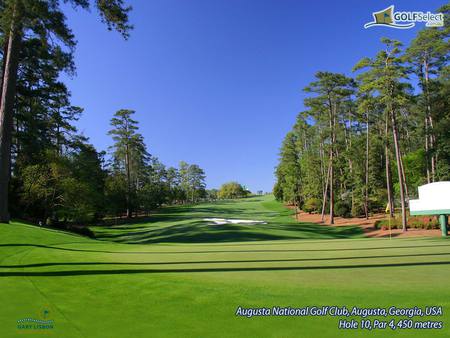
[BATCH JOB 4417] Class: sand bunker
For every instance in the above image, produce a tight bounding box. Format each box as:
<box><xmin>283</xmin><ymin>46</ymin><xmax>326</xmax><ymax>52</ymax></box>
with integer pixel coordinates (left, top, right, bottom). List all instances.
<box><xmin>203</xmin><ymin>218</ymin><xmax>267</xmax><ymax>225</ymax></box>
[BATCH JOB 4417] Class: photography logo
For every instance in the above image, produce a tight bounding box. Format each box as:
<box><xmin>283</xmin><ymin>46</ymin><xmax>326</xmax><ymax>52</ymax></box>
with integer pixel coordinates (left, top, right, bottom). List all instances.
<box><xmin>364</xmin><ymin>5</ymin><xmax>444</xmax><ymax>29</ymax></box>
<box><xmin>17</xmin><ymin>308</ymin><xmax>54</xmax><ymax>331</ymax></box>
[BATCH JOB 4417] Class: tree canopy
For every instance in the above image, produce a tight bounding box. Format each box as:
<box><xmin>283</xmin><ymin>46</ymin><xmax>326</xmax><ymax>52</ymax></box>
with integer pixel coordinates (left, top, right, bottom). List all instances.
<box><xmin>275</xmin><ymin>16</ymin><xmax>449</xmax><ymax>230</ymax></box>
<box><xmin>218</xmin><ymin>182</ymin><xmax>250</xmax><ymax>199</ymax></box>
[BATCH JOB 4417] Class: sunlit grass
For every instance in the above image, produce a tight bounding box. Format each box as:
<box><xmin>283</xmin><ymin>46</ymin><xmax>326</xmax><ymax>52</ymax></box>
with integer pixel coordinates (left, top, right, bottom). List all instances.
<box><xmin>1</xmin><ymin>196</ymin><xmax>449</xmax><ymax>337</ymax></box>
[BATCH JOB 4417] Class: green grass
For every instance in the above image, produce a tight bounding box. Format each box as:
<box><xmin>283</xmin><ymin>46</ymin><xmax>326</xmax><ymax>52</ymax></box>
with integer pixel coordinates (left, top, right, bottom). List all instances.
<box><xmin>90</xmin><ymin>196</ymin><xmax>364</xmax><ymax>243</ymax></box>
<box><xmin>1</xmin><ymin>195</ymin><xmax>450</xmax><ymax>337</ymax></box>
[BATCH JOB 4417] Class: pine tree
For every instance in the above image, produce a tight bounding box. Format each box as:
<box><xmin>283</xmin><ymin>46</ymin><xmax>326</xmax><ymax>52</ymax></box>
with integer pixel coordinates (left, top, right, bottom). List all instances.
<box><xmin>303</xmin><ymin>72</ymin><xmax>355</xmax><ymax>224</ymax></box>
<box><xmin>108</xmin><ymin>109</ymin><xmax>148</xmax><ymax>218</ymax></box>
<box><xmin>353</xmin><ymin>39</ymin><xmax>411</xmax><ymax>231</ymax></box>
<box><xmin>0</xmin><ymin>0</ymin><xmax>132</xmax><ymax>222</ymax></box>
<box><xmin>406</xmin><ymin>27</ymin><xmax>448</xmax><ymax>183</ymax></box>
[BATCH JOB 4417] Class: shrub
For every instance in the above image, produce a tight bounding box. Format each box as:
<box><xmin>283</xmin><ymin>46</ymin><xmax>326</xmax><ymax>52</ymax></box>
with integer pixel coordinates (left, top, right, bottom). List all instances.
<box><xmin>376</xmin><ymin>215</ymin><xmax>441</xmax><ymax>230</ymax></box>
<box><xmin>67</xmin><ymin>225</ymin><xmax>95</xmax><ymax>238</ymax></box>
<box><xmin>351</xmin><ymin>203</ymin><xmax>365</xmax><ymax>218</ymax></box>
<box><xmin>334</xmin><ymin>201</ymin><xmax>351</xmax><ymax>218</ymax></box>
<box><xmin>303</xmin><ymin>198</ymin><xmax>321</xmax><ymax>214</ymax></box>
<box><xmin>374</xmin><ymin>220</ymin><xmax>382</xmax><ymax>229</ymax></box>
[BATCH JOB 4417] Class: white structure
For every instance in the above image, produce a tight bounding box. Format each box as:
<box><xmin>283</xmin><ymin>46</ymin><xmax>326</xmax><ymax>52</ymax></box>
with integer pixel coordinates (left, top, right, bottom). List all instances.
<box><xmin>410</xmin><ymin>182</ymin><xmax>450</xmax><ymax>215</ymax></box>
<box><xmin>410</xmin><ymin>181</ymin><xmax>450</xmax><ymax>237</ymax></box>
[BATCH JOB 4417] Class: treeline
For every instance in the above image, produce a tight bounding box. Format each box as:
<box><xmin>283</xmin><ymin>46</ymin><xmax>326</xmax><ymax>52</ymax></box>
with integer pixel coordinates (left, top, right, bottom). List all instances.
<box><xmin>274</xmin><ymin>5</ymin><xmax>449</xmax><ymax>231</ymax></box>
<box><xmin>0</xmin><ymin>0</ymin><xmax>133</xmax><ymax>223</ymax></box>
<box><xmin>0</xmin><ymin>1</ymin><xmax>210</xmax><ymax>225</ymax></box>
<box><xmin>106</xmin><ymin>108</ymin><xmax>207</xmax><ymax>220</ymax></box>
<box><xmin>12</xmin><ymin>104</ymin><xmax>208</xmax><ymax>224</ymax></box>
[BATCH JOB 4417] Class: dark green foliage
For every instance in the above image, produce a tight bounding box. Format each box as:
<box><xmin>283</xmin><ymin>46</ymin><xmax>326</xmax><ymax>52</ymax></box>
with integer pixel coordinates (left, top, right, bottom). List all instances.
<box><xmin>275</xmin><ymin>18</ymin><xmax>449</xmax><ymax>223</ymax></box>
<box><xmin>3</xmin><ymin>2</ymin><xmax>449</xmax><ymax>229</ymax></box>
<box><xmin>334</xmin><ymin>201</ymin><xmax>351</xmax><ymax>218</ymax></box>
<box><xmin>15</xmin><ymin>147</ymin><xmax>106</xmax><ymax>224</ymax></box>
<box><xmin>104</xmin><ymin>174</ymin><xmax>128</xmax><ymax>216</ymax></box>
<box><xmin>0</xmin><ymin>0</ymin><xmax>133</xmax><ymax>222</ymax></box>
<box><xmin>0</xmin><ymin>0</ymin><xmax>211</xmax><ymax>226</ymax></box>
<box><xmin>178</xmin><ymin>161</ymin><xmax>207</xmax><ymax>203</ymax></box>
<box><xmin>272</xmin><ymin>181</ymin><xmax>283</xmax><ymax>201</ymax></box>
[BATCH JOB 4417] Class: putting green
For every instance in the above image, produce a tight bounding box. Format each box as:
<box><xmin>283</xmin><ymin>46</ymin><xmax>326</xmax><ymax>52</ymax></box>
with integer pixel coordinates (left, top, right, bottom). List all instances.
<box><xmin>1</xmin><ymin>196</ymin><xmax>449</xmax><ymax>337</ymax></box>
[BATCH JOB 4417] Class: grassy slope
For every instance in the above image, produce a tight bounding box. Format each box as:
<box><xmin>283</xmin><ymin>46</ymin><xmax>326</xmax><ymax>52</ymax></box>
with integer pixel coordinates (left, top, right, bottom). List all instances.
<box><xmin>90</xmin><ymin>196</ymin><xmax>364</xmax><ymax>243</ymax></box>
<box><xmin>0</xmin><ymin>195</ymin><xmax>449</xmax><ymax>338</ymax></box>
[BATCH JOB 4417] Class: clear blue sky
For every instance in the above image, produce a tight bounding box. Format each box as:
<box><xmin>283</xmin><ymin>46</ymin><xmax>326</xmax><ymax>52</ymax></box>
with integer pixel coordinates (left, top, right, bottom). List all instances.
<box><xmin>62</xmin><ymin>0</ymin><xmax>445</xmax><ymax>192</ymax></box>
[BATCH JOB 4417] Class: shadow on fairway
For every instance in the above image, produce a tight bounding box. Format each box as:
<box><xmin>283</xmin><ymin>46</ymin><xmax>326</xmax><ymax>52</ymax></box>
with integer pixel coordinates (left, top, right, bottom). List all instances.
<box><xmin>3</xmin><ymin>252</ymin><xmax>450</xmax><ymax>269</ymax></box>
<box><xmin>2</xmin><ymin>260</ymin><xmax>450</xmax><ymax>277</ymax></box>
<box><xmin>89</xmin><ymin>196</ymin><xmax>371</xmax><ymax>244</ymax></box>
<box><xmin>95</xmin><ymin>205</ymin><xmax>254</xmax><ymax>229</ymax></box>
<box><xmin>1</xmin><ymin>243</ymin><xmax>450</xmax><ymax>255</ymax></box>
<box><xmin>93</xmin><ymin>220</ymin><xmax>365</xmax><ymax>244</ymax></box>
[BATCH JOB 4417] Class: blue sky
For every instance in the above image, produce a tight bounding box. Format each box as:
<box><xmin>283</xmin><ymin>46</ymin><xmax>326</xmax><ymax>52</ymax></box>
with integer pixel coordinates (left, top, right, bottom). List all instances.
<box><xmin>62</xmin><ymin>0</ymin><xmax>445</xmax><ymax>192</ymax></box>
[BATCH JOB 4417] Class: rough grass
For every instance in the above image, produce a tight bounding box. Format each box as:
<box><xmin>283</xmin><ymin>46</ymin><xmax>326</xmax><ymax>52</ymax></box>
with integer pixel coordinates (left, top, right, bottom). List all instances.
<box><xmin>1</xmin><ymin>195</ymin><xmax>449</xmax><ymax>337</ymax></box>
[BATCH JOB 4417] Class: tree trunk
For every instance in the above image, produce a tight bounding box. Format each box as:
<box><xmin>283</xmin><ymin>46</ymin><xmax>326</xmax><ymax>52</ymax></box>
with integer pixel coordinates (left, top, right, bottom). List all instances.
<box><xmin>424</xmin><ymin>60</ymin><xmax>436</xmax><ymax>181</ymax></box>
<box><xmin>364</xmin><ymin>111</ymin><xmax>369</xmax><ymax>220</ymax></box>
<box><xmin>385</xmin><ymin>112</ymin><xmax>394</xmax><ymax>218</ymax></box>
<box><xmin>0</xmin><ymin>8</ymin><xmax>22</xmax><ymax>223</ymax></box>
<box><xmin>425</xmin><ymin>115</ymin><xmax>431</xmax><ymax>183</ymax></box>
<box><xmin>329</xmin><ymin>102</ymin><xmax>336</xmax><ymax>225</ymax></box>
<box><xmin>344</xmin><ymin>110</ymin><xmax>354</xmax><ymax>214</ymax></box>
<box><xmin>321</xmin><ymin>159</ymin><xmax>331</xmax><ymax>222</ymax></box>
<box><xmin>400</xmin><ymin>151</ymin><xmax>409</xmax><ymax>202</ymax></box>
<box><xmin>125</xmin><ymin>143</ymin><xmax>131</xmax><ymax>218</ymax></box>
<box><xmin>391</xmin><ymin>110</ymin><xmax>407</xmax><ymax>231</ymax></box>
<box><xmin>319</xmin><ymin>135</ymin><xmax>325</xmax><ymax>199</ymax></box>
<box><xmin>0</xmin><ymin>35</ymin><xmax>9</xmax><ymax>106</ymax></box>
<box><xmin>329</xmin><ymin>149</ymin><xmax>334</xmax><ymax>225</ymax></box>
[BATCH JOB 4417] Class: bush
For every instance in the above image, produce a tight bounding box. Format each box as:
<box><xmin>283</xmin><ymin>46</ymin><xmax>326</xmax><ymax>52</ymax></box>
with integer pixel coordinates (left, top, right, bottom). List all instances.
<box><xmin>371</xmin><ymin>189</ymin><xmax>388</xmax><ymax>212</ymax></box>
<box><xmin>334</xmin><ymin>201</ymin><xmax>351</xmax><ymax>218</ymax></box>
<box><xmin>351</xmin><ymin>202</ymin><xmax>365</xmax><ymax>218</ymax></box>
<box><xmin>375</xmin><ymin>215</ymin><xmax>440</xmax><ymax>230</ymax></box>
<box><xmin>67</xmin><ymin>225</ymin><xmax>95</xmax><ymax>238</ymax></box>
<box><xmin>303</xmin><ymin>198</ymin><xmax>321</xmax><ymax>213</ymax></box>
<box><xmin>374</xmin><ymin>220</ymin><xmax>382</xmax><ymax>229</ymax></box>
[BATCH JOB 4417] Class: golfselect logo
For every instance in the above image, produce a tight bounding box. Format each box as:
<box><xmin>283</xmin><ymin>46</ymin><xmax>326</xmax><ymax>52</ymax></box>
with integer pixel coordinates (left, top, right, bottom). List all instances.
<box><xmin>364</xmin><ymin>5</ymin><xmax>444</xmax><ymax>29</ymax></box>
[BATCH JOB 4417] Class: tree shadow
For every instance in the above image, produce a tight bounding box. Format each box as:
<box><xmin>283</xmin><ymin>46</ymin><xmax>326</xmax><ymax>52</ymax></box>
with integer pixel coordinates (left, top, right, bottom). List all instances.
<box><xmin>2</xmin><ymin>252</ymin><xmax>450</xmax><ymax>269</ymax></box>
<box><xmin>1</xmin><ymin>243</ymin><xmax>449</xmax><ymax>255</ymax></box>
<box><xmin>1</xmin><ymin>260</ymin><xmax>450</xmax><ymax>277</ymax></box>
<box><xmin>92</xmin><ymin>219</ymin><xmax>366</xmax><ymax>244</ymax></box>
<box><xmin>95</xmin><ymin>221</ymin><xmax>294</xmax><ymax>244</ymax></box>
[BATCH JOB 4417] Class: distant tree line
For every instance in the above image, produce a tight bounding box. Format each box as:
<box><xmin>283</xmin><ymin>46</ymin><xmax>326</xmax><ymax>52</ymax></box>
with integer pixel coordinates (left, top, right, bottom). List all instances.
<box><xmin>104</xmin><ymin>109</ymin><xmax>208</xmax><ymax>219</ymax></box>
<box><xmin>274</xmin><ymin>5</ymin><xmax>449</xmax><ymax>231</ymax></box>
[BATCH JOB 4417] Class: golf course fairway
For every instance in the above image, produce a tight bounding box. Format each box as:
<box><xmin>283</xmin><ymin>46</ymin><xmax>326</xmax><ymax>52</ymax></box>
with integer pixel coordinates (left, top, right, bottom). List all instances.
<box><xmin>1</xmin><ymin>195</ymin><xmax>449</xmax><ymax>337</ymax></box>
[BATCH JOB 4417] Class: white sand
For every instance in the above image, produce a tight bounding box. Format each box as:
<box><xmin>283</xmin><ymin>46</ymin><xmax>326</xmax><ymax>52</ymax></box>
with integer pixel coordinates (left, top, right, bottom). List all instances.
<box><xmin>203</xmin><ymin>218</ymin><xmax>267</xmax><ymax>225</ymax></box>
